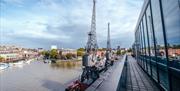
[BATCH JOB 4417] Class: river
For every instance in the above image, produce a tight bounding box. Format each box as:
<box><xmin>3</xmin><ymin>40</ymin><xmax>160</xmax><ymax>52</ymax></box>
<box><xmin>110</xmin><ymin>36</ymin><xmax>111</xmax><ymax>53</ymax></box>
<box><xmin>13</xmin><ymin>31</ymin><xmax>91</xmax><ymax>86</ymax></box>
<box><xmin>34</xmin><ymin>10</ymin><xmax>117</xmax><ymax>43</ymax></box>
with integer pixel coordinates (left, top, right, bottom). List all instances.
<box><xmin>0</xmin><ymin>60</ymin><xmax>82</xmax><ymax>91</ymax></box>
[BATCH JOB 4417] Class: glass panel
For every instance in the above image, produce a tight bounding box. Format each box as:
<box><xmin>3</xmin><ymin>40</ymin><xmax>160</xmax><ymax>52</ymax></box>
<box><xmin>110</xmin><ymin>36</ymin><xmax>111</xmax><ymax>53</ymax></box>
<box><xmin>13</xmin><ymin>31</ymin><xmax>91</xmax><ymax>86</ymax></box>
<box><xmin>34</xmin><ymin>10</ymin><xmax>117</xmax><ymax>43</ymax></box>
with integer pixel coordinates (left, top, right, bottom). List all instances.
<box><xmin>140</xmin><ymin>24</ymin><xmax>145</xmax><ymax>68</ymax></box>
<box><xmin>151</xmin><ymin>0</ymin><xmax>169</xmax><ymax>89</ymax></box>
<box><xmin>138</xmin><ymin>28</ymin><xmax>141</xmax><ymax>65</ymax></box>
<box><xmin>162</xmin><ymin>0</ymin><xmax>180</xmax><ymax>90</ymax></box>
<box><xmin>162</xmin><ymin>0</ymin><xmax>180</xmax><ymax>65</ymax></box>
<box><xmin>143</xmin><ymin>14</ymin><xmax>150</xmax><ymax>74</ymax></box>
<box><xmin>146</xmin><ymin>4</ymin><xmax>156</xmax><ymax>78</ymax></box>
<box><xmin>136</xmin><ymin>28</ymin><xmax>141</xmax><ymax>65</ymax></box>
<box><xmin>141</xmin><ymin>21</ymin><xmax>147</xmax><ymax>71</ymax></box>
<box><xmin>139</xmin><ymin>26</ymin><xmax>141</xmax><ymax>64</ymax></box>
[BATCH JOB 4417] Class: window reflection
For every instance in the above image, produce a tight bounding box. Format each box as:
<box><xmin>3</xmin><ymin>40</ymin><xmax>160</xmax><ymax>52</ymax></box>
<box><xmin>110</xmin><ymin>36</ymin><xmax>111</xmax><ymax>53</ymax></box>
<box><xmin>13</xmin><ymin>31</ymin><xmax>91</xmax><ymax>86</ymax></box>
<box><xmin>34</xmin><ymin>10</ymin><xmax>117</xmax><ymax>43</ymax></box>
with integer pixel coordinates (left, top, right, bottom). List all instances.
<box><xmin>162</xmin><ymin>0</ymin><xmax>180</xmax><ymax>62</ymax></box>
<box><xmin>151</xmin><ymin>0</ymin><xmax>167</xmax><ymax>61</ymax></box>
<box><xmin>143</xmin><ymin>16</ymin><xmax>149</xmax><ymax>56</ymax></box>
<box><xmin>133</xmin><ymin>0</ymin><xmax>180</xmax><ymax>90</ymax></box>
<box><xmin>151</xmin><ymin>0</ymin><xmax>169</xmax><ymax>89</ymax></box>
<box><xmin>141</xmin><ymin>22</ymin><xmax>146</xmax><ymax>56</ymax></box>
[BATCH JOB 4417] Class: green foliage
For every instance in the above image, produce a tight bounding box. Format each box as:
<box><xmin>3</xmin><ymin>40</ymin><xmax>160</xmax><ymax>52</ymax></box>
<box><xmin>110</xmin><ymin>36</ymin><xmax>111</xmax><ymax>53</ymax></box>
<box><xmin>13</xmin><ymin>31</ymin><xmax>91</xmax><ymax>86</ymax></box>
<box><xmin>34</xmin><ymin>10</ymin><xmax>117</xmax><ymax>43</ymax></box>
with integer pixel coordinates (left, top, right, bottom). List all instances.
<box><xmin>41</xmin><ymin>51</ymin><xmax>50</xmax><ymax>58</ymax></box>
<box><xmin>77</xmin><ymin>48</ymin><xmax>85</xmax><ymax>51</ymax></box>
<box><xmin>0</xmin><ymin>56</ymin><xmax>4</xmax><ymax>62</ymax></box>
<box><xmin>116</xmin><ymin>50</ymin><xmax>121</xmax><ymax>55</ymax></box>
<box><xmin>102</xmin><ymin>48</ymin><xmax>106</xmax><ymax>51</ymax></box>
<box><xmin>77</xmin><ymin>51</ymin><xmax>84</xmax><ymax>56</ymax></box>
<box><xmin>98</xmin><ymin>48</ymin><xmax>106</xmax><ymax>51</ymax></box>
<box><xmin>50</xmin><ymin>49</ymin><xmax>58</xmax><ymax>59</ymax></box>
<box><xmin>66</xmin><ymin>53</ymin><xmax>74</xmax><ymax>59</ymax></box>
<box><xmin>40</xmin><ymin>51</ymin><xmax>46</xmax><ymax>55</ymax></box>
<box><xmin>121</xmin><ymin>51</ymin><xmax>126</xmax><ymax>55</ymax></box>
<box><xmin>127</xmin><ymin>48</ymin><xmax>132</xmax><ymax>52</ymax></box>
<box><xmin>77</xmin><ymin>48</ymin><xmax>85</xmax><ymax>57</ymax></box>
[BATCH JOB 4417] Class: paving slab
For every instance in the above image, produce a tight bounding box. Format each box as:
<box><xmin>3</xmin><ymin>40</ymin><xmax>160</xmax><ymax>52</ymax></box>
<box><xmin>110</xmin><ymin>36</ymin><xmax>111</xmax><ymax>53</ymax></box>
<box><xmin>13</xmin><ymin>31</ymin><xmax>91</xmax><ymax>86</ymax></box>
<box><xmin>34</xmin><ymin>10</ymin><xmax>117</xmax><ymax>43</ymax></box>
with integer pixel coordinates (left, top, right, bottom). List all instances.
<box><xmin>125</xmin><ymin>56</ymin><xmax>160</xmax><ymax>91</ymax></box>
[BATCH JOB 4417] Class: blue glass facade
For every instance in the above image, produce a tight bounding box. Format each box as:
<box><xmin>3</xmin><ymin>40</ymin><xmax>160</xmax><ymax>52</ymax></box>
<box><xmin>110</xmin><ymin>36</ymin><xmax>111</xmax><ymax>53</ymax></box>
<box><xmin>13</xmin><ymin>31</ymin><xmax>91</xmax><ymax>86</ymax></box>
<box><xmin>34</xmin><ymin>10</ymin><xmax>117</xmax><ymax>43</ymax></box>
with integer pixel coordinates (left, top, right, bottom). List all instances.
<box><xmin>133</xmin><ymin>0</ymin><xmax>180</xmax><ymax>91</ymax></box>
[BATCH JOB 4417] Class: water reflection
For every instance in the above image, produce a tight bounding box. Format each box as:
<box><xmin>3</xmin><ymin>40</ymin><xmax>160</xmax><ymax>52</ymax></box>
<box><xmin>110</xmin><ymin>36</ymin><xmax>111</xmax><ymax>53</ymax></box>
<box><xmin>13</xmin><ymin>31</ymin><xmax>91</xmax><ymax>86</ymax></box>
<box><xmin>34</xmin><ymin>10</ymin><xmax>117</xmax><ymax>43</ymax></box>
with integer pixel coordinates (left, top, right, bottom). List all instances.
<box><xmin>50</xmin><ymin>61</ymin><xmax>81</xmax><ymax>69</ymax></box>
<box><xmin>41</xmin><ymin>79</ymin><xmax>65</xmax><ymax>91</ymax></box>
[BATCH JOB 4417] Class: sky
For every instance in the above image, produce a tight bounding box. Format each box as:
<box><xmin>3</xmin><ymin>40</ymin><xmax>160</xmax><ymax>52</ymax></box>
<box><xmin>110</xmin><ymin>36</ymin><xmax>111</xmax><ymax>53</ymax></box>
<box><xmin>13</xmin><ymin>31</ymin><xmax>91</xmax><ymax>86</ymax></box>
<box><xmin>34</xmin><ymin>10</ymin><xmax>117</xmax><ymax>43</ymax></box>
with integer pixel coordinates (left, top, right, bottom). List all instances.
<box><xmin>0</xmin><ymin>0</ymin><xmax>143</xmax><ymax>49</ymax></box>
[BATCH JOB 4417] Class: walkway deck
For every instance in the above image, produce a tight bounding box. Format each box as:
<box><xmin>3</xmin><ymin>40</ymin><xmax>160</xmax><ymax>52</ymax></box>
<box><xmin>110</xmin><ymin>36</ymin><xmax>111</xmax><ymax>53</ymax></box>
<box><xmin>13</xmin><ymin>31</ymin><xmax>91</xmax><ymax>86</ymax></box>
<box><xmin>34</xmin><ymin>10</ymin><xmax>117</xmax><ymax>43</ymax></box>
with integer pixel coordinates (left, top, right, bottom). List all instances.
<box><xmin>86</xmin><ymin>55</ymin><xmax>160</xmax><ymax>91</ymax></box>
<box><xmin>125</xmin><ymin>56</ymin><xmax>160</xmax><ymax>91</ymax></box>
<box><xmin>86</xmin><ymin>55</ymin><xmax>125</xmax><ymax>91</ymax></box>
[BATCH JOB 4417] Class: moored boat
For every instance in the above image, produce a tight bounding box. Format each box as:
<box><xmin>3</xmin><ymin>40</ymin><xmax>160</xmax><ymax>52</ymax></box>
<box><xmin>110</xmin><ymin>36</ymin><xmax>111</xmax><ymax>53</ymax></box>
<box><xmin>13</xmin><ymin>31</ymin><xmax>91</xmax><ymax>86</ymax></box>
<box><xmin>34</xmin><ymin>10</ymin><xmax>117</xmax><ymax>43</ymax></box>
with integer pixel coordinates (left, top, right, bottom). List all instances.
<box><xmin>26</xmin><ymin>59</ymin><xmax>32</xmax><ymax>64</ymax></box>
<box><xmin>13</xmin><ymin>61</ymin><xmax>24</xmax><ymax>65</ymax></box>
<box><xmin>0</xmin><ymin>63</ymin><xmax>9</xmax><ymax>70</ymax></box>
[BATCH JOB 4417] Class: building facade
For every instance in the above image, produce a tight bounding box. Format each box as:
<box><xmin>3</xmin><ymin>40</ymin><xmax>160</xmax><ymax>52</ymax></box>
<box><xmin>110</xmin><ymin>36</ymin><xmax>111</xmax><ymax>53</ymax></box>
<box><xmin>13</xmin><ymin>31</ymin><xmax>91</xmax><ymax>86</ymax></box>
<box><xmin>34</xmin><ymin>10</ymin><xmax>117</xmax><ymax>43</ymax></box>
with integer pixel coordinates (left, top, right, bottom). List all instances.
<box><xmin>59</xmin><ymin>48</ymin><xmax>77</xmax><ymax>56</ymax></box>
<box><xmin>0</xmin><ymin>45</ymin><xmax>39</xmax><ymax>62</ymax></box>
<box><xmin>133</xmin><ymin>0</ymin><xmax>180</xmax><ymax>91</ymax></box>
<box><xmin>51</xmin><ymin>45</ymin><xmax>57</xmax><ymax>50</ymax></box>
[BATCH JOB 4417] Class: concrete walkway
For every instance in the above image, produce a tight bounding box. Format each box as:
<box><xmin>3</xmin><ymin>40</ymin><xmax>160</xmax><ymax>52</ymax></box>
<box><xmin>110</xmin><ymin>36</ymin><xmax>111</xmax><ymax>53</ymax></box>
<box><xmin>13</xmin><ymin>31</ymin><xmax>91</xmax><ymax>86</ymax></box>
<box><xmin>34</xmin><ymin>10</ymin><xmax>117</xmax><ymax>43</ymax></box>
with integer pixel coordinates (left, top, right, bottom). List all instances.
<box><xmin>86</xmin><ymin>55</ymin><xmax>160</xmax><ymax>91</ymax></box>
<box><xmin>125</xmin><ymin>56</ymin><xmax>160</xmax><ymax>91</ymax></box>
<box><xmin>86</xmin><ymin>55</ymin><xmax>126</xmax><ymax>91</ymax></box>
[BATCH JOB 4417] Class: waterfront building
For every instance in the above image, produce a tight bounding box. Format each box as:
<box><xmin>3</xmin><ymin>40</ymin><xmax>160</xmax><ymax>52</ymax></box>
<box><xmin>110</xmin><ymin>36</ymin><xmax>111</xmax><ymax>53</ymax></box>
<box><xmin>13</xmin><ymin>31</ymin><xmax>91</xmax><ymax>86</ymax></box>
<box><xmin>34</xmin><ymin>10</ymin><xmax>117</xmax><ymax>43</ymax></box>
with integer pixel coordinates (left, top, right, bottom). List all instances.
<box><xmin>37</xmin><ymin>48</ymin><xmax>44</xmax><ymax>52</ymax></box>
<box><xmin>59</xmin><ymin>48</ymin><xmax>77</xmax><ymax>56</ymax></box>
<box><xmin>132</xmin><ymin>0</ymin><xmax>180</xmax><ymax>91</ymax></box>
<box><xmin>0</xmin><ymin>45</ymin><xmax>38</xmax><ymax>62</ymax></box>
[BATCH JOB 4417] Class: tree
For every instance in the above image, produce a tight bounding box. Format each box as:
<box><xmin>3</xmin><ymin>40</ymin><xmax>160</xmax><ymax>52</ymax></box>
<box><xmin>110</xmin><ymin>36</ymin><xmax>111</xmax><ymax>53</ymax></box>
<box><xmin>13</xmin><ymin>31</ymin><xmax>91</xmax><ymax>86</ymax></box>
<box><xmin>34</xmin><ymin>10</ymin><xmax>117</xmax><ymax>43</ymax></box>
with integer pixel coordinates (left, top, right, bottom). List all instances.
<box><xmin>77</xmin><ymin>48</ymin><xmax>85</xmax><ymax>57</ymax></box>
<box><xmin>0</xmin><ymin>56</ymin><xmax>5</xmax><ymax>62</ymax></box>
<box><xmin>0</xmin><ymin>56</ymin><xmax>4</xmax><ymax>62</ymax></box>
<box><xmin>77</xmin><ymin>48</ymin><xmax>85</xmax><ymax>51</ymax></box>
<box><xmin>121</xmin><ymin>51</ymin><xmax>126</xmax><ymax>55</ymax></box>
<box><xmin>77</xmin><ymin>51</ymin><xmax>84</xmax><ymax>56</ymax></box>
<box><xmin>98</xmin><ymin>48</ymin><xmax>106</xmax><ymax>51</ymax></box>
<box><xmin>50</xmin><ymin>49</ymin><xmax>58</xmax><ymax>59</ymax></box>
<box><xmin>66</xmin><ymin>53</ymin><xmax>73</xmax><ymax>59</ymax></box>
<box><xmin>116</xmin><ymin>50</ymin><xmax>121</xmax><ymax>55</ymax></box>
<box><xmin>41</xmin><ymin>51</ymin><xmax>50</xmax><ymax>59</ymax></box>
<box><xmin>40</xmin><ymin>51</ymin><xmax>46</xmax><ymax>55</ymax></box>
<box><xmin>102</xmin><ymin>48</ymin><xmax>106</xmax><ymax>51</ymax></box>
<box><xmin>127</xmin><ymin>48</ymin><xmax>132</xmax><ymax>52</ymax></box>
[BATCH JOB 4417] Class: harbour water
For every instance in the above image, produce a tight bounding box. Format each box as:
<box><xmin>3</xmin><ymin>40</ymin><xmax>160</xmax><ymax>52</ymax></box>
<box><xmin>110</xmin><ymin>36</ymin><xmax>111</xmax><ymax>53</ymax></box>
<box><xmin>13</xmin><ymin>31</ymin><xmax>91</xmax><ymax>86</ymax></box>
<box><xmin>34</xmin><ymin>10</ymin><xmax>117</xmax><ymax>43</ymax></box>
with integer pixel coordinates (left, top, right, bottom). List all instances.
<box><xmin>0</xmin><ymin>60</ymin><xmax>82</xmax><ymax>91</ymax></box>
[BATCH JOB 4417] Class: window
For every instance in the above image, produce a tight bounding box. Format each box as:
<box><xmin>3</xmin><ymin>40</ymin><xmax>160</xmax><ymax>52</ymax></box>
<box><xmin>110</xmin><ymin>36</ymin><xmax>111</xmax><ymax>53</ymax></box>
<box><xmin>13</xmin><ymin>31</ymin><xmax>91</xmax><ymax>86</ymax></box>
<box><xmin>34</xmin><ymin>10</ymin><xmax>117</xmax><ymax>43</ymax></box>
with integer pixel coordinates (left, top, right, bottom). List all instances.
<box><xmin>151</xmin><ymin>0</ymin><xmax>169</xmax><ymax>89</ymax></box>
<box><xmin>146</xmin><ymin>3</ymin><xmax>157</xmax><ymax>80</ymax></box>
<box><xmin>162</xmin><ymin>0</ymin><xmax>180</xmax><ymax>62</ymax></box>
<box><xmin>134</xmin><ymin>0</ymin><xmax>180</xmax><ymax>90</ymax></box>
<box><xmin>162</xmin><ymin>0</ymin><xmax>180</xmax><ymax>90</ymax></box>
<box><xmin>143</xmin><ymin>14</ymin><xmax>151</xmax><ymax>74</ymax></box>
<box><xmin>179</xmin><ymin>0</ymin><xmax>180</xmax><ymax>8</ymax></box>
<box><xmin>141</xmin><ymin>21</ymin><xmax>147</xmax><ymax>70</ymax></box>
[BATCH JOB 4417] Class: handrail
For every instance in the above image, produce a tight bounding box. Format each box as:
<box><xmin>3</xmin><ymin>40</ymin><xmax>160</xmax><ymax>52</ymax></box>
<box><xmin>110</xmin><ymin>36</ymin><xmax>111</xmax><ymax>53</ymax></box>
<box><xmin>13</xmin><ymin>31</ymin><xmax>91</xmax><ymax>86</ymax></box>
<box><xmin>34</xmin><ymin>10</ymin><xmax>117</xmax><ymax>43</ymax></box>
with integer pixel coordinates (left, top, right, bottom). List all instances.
<box><xmin>86</xmin><ymin>54</ymin><xmax>127</xmax><ymax>91</ymax></box>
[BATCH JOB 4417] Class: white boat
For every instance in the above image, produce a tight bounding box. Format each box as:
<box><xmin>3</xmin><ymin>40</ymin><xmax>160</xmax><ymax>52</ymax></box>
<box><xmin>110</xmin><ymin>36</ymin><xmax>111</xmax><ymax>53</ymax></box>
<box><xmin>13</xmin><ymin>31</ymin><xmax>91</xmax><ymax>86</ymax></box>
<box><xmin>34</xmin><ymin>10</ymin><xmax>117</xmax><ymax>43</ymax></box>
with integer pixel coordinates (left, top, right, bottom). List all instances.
<box><xmin>44</xmin><ymin>59</ymin><xmax>51</xmax><ymax>63</ymax></box>
<box><xmin>13</xmin><ymin>61</ymin><xmax>24</xmax><ymax>65</ymax></box>
<box><xmin>26</xmin><ymin>60</ymin><xmax>31</xmax><ymax>64</ymax></box>
<box><xmin>11</xmin><ymin>61</ymin><xmax>24</xmax><ymax>68</ymax></box>
<box><xmin>0</xmin><ymin>63</ymin><xmax>9</xmax><ymax>70</ymax></box>
<box><xmin>26</xmin><ymin>59</ymin><xmax>32</xmax><ymax>64</ymax></box>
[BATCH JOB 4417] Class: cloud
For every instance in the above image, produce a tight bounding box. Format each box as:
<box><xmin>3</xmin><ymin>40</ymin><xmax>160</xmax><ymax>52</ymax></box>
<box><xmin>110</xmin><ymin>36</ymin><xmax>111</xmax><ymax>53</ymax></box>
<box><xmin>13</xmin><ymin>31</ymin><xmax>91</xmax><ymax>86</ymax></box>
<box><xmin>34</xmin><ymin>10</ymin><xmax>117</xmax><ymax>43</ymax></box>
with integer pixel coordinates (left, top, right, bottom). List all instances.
<box><xmin>0</xmin><ymin>0</ymin><xmax>144</xmax><ymax>49</ymax></box>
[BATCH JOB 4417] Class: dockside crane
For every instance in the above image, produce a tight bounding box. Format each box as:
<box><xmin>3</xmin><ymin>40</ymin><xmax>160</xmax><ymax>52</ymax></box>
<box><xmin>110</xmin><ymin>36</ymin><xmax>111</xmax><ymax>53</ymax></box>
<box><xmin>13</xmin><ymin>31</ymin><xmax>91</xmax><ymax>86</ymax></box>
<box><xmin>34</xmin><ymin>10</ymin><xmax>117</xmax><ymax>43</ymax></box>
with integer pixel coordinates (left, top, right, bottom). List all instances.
<box><xmin>65</xmin><ymin>0</ymin><xmax>99</xmax><ymax>91</ymax></box>
<box><xmin>105</xmin><ymin>22</ymin><xmax>113</xmax><ymax>68</ymax></box>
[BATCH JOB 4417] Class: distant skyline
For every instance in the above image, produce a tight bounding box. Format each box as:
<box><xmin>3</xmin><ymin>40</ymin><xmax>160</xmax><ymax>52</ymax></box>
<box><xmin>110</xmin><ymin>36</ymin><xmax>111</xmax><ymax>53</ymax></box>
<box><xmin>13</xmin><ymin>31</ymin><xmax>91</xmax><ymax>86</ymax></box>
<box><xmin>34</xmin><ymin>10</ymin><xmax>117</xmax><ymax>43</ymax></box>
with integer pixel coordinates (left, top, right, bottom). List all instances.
<box><xmin>0</xmin><ymin>0</ymin><xmax>143</xmax><ymax>49</ymax></box>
